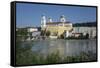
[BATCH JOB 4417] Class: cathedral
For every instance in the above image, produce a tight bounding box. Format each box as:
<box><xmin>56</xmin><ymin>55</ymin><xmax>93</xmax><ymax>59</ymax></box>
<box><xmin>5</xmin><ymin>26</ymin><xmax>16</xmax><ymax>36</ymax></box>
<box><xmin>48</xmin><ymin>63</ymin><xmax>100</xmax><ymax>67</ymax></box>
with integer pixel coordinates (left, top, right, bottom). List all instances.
<box><xmin>41</xmin><ymin>15</ymin><xmax>73</xmax><ymax>38</ymax></box>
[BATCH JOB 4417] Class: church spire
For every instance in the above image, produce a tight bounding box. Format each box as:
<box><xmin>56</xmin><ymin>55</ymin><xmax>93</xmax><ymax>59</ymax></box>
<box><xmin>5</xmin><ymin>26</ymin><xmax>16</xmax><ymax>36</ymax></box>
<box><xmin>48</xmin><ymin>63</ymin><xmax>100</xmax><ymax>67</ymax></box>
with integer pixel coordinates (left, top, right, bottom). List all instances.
<box><xmin>41</xmin><ymin>15</ymin><xmax>46</xmax><ymax>28</ymax></box>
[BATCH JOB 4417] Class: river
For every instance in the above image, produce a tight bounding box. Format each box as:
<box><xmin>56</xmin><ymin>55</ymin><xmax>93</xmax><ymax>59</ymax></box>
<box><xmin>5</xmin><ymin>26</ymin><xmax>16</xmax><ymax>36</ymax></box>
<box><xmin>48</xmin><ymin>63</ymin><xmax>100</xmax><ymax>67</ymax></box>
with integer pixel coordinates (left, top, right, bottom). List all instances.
<box><xmin>31</xmin><ymin>39</ymin><xmax>97</xmax><ymax>57</ymax></box>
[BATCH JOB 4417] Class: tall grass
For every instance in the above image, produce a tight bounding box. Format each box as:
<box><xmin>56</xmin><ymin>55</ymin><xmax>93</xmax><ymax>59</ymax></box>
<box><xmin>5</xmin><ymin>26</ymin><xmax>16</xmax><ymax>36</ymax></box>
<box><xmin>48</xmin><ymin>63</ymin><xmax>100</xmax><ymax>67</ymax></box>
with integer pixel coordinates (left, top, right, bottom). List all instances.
<box><xmin>16</xmin><ymin>38</ymin><xmax>96</xmax><ymax>65</ymax></box>
<box><xmin>16</xmin><ymin>46</ymin><xmax>96</xmax><ymax>65</ymax></box>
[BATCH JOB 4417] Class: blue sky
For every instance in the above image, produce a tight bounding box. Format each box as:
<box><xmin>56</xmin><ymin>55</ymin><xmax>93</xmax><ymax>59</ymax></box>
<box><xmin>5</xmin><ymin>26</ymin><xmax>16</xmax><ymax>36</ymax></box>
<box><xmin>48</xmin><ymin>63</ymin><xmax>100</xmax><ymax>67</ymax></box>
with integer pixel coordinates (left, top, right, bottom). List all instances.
<box><xmin>16</xmin><ymin>3</ymin><xmax>96</xmax><ymax>27</ymax></box>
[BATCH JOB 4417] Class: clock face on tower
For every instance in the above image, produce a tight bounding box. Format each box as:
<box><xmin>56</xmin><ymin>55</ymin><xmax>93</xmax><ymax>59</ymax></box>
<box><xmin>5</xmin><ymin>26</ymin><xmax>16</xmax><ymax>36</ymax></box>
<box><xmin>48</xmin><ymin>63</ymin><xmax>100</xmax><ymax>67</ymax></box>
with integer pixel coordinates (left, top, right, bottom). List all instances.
<box><xmin>60</xmin><ymin>15</ymin><xmax>66</xmax><ymax>22</ymax></box>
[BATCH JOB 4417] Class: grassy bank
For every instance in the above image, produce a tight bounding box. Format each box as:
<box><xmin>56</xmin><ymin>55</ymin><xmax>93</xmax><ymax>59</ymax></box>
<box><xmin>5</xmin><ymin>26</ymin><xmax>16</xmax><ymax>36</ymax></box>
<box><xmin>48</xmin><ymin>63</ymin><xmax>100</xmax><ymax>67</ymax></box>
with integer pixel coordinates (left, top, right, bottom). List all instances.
<box><xmin>16</xmin><ymin>45</ymin><xmax>96</xmax><ymax>65</ymax></box>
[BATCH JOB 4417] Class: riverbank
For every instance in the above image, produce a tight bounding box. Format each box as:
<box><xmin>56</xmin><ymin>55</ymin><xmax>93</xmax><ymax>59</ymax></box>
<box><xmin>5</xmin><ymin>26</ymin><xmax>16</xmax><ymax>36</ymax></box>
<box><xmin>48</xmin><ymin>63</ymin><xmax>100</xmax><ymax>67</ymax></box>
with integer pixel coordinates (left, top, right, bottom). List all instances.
<box><xmin>16</xmin><ymin>49</ymin><xmax>97</xmax><ymax>65</ymax></box>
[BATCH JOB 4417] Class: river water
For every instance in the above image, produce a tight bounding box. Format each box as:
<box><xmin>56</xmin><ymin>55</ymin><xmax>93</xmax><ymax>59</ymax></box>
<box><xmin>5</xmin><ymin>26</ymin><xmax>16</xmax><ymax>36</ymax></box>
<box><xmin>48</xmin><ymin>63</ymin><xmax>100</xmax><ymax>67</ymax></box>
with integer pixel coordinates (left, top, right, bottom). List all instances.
<box><xmin>31</xmin><ymin>39</ymin><xmax>97</xmax><ymax>57</ymax></box>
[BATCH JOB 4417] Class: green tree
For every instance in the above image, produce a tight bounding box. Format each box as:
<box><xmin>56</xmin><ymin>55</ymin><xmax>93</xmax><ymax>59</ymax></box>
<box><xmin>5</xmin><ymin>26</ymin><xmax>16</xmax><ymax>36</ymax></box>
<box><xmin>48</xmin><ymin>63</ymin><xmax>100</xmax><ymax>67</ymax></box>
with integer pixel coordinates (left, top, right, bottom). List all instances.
<box><xmin>46</xmin><ymin>31</ymin><xmax>51</xmax><ymax>37</ymax></box>
<box><xmin>16</xmin><ymin>28</ymin><xmax>28</xmax><ymax>40</ymax></box>
<box><xmin>60</xmin><ymin>34</ymin><xmax>64</xmax><ymax>39</ymax></box>
<box><xmin>85</xmin><ymin>33</ymin><xmax>89</xmax><ymax>39</ymax></box>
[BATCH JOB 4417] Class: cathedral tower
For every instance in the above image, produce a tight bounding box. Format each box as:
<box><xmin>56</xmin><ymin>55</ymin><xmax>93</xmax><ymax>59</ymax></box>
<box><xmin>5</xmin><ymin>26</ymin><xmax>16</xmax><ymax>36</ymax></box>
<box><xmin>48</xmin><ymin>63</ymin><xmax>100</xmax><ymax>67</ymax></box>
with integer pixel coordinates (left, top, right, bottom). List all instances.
<box><xmin>48</xmin><ymin>17</ymin><xmax>52</xmax><ymax>23</ymax></box>
<box><xmin>41</xmin><ymin>15</ymin><xmax>46</xmax><ymax>28</ymax></box>
<box><xmin>60</xmin><ymin>15</ymin><xmax>66</xmax><ymax>23</ymax></box>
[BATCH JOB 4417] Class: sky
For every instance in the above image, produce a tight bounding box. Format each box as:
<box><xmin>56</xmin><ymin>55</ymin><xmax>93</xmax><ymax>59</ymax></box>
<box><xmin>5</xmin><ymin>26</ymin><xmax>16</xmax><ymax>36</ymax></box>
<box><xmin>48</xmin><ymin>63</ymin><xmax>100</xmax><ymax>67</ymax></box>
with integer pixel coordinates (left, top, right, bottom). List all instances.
<box><xmin>16</xmin><ymin>3</ymin><xmax>97</xmax><ymax>28</ymax></box>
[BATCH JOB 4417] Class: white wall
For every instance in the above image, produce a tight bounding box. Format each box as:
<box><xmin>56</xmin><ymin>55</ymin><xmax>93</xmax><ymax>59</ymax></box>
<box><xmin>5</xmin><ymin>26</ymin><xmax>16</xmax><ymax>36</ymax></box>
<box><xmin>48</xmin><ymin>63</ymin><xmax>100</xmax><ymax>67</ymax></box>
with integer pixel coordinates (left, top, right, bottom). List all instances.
<box><xmin>0</xmin><ymin>0</ymin><xmax>99</xmax><ymax>68</ymax></box>
<box><xmin>28</xmin><ymin>28</ymin><xmax>38</xmax><ymax>32</ymax></box>
<box><xmin>73</xmin><ymin>27</ymin><xmax>96</xmax><ymax>38</ymax></box>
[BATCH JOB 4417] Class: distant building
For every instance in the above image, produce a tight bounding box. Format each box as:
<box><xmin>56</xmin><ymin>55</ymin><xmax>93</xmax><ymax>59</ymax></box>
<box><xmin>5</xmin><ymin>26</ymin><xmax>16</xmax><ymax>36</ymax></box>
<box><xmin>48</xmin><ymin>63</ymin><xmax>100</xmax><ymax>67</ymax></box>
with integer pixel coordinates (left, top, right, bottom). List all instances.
<box><xmin>71</xmin><ymin>33</ymin><xmax>82</xmax><ymax>37</ymax></box>
<box><xmin>72</xmin><ymin>22</ymin><xmax>97</xmax><ymax>38</ymax></box>
<box><xmin>41</xmin><ymin>15</ymin><xmax>73</xmax><ymax>38</ymax></box>
<box><xmin>27</xmin><ymin>27</ymin><xmax>41</xmax><ymax>40</ymax></box>
<box><xmin>27</xmin><ymin>27</ymin><xmax>38</xmax><ymax>32</ymax></box>
<box><xmin>32</xmin><ymin>31</ymin><xmax>41</xmax><ymax>37</ymax></box>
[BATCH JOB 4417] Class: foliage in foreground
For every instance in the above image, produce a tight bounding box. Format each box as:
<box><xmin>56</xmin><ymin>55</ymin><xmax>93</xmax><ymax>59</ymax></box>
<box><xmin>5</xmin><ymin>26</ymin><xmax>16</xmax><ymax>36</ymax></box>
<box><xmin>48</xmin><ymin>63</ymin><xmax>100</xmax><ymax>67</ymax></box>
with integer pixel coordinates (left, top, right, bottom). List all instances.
<box><xmin>16</xmin><ymin>42</ymin><xmax>96</xmax><ymax>65</ymax></box>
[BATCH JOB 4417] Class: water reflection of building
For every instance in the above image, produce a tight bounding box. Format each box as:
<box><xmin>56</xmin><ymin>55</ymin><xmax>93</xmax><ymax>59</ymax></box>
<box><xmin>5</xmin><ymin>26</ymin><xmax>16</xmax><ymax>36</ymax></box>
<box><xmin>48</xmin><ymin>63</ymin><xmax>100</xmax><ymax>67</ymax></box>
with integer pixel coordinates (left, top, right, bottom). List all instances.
<box><xmin>48</xmin><ymin>40</ymin><xmax>65</xmax><ymax>57</ymax></box>
<box><xmin>41</xmin><ymin>15</ymin><xmax>73</xmax><ymax>38</ymax></box>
